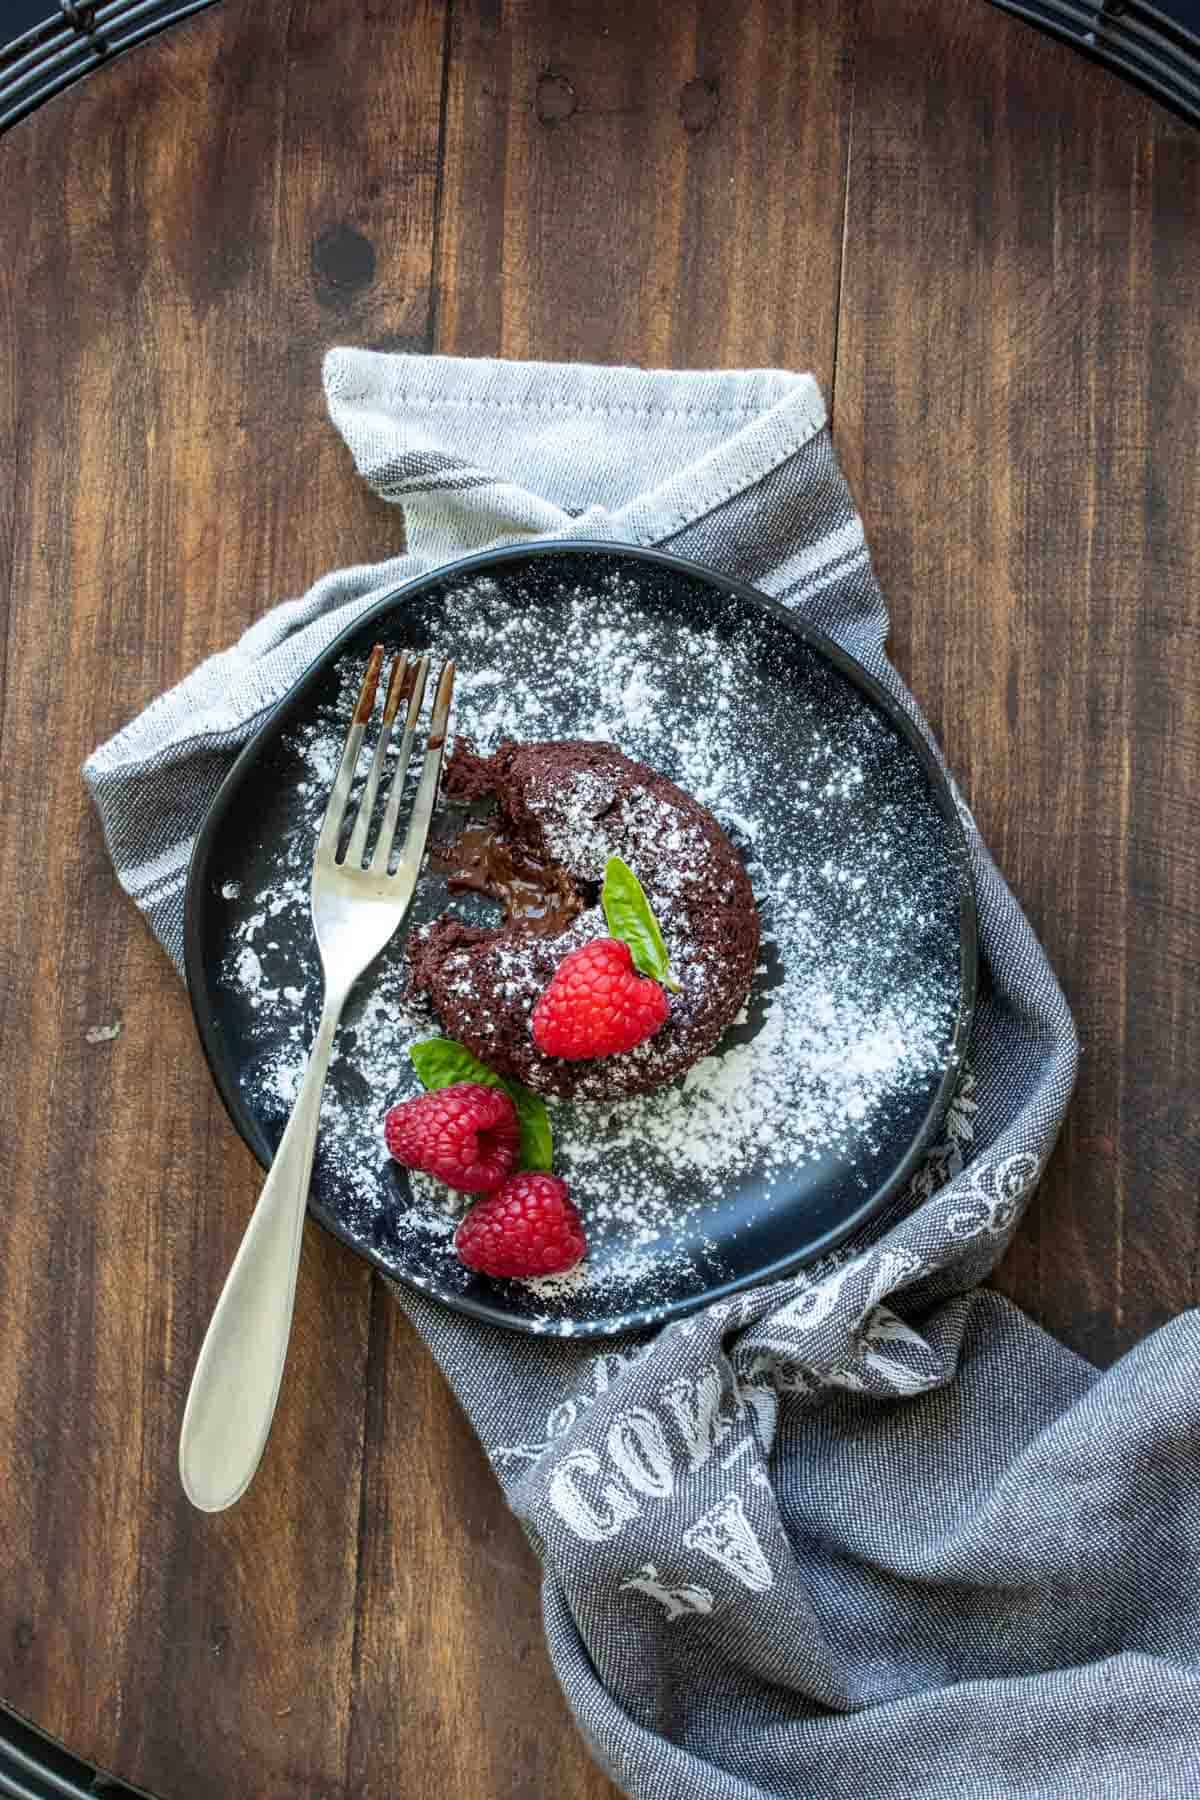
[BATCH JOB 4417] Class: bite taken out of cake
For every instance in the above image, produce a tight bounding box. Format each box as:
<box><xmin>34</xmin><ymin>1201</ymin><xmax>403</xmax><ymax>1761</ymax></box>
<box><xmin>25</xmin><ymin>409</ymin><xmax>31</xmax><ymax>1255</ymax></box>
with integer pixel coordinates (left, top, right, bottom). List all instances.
<box><xmin>407</xmin><ymin>739</ymin><xmax>760</xmax><ymax>1103</ymax></box>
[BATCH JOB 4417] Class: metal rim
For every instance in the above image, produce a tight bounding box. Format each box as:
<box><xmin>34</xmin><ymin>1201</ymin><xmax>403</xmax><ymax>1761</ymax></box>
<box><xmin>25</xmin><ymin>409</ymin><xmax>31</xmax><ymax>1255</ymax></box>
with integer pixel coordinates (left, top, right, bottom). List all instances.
<box><xmin>3</xmin><ymin>2</ymin><xmax>1198</xmax><ymax>136</ymax></box>
<box><xmin>0</xmin><ymin>1698</ymin><xmax>150</xmax><ymax>1798</ymax></box>
<box><xmin>0</xmin><ymin>1</ymin><xmax>221</xmax><ymax>133</ymax></box>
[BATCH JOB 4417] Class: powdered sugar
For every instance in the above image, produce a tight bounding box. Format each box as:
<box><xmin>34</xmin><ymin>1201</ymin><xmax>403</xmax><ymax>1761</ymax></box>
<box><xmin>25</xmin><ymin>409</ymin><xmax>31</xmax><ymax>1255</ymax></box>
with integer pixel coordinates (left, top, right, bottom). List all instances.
<box><xmin>213</xmin><ymin>562</ymin><xmax>965</xmax><ymax>1330</ymax></box>
<box><xmin>537</xmin><ymin>768</ymin><xmax>621</xmax><ymax>880</ymax></box>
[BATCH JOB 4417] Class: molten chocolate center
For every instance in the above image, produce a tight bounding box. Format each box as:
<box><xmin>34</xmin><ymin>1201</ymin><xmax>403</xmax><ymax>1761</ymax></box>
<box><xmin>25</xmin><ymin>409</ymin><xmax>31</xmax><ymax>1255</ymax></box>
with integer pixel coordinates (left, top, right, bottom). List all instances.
<box><xmin>431</xmin><ymin>819</ymin><xmax>583</xmax><ymax>936</ymax></box>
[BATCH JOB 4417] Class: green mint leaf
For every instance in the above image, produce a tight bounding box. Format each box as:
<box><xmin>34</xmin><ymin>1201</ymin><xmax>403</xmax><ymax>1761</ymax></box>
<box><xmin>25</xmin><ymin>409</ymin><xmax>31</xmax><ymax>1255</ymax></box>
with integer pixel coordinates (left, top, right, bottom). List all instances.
<box><xmin>408</xmin><ymin>1037</ymin><xmax>553</xmax><ymax>1171</ymax></box>
<box><xmin>600</xmin><ymin>854</ymin><xmax>681</xmax><ymax>993</ymax></box>
<box><xmin>502</xmin><ymin>1081</ymin><xmax>554</xmax><ymax>1172</ymax></box>
<box><xmin>409</xmin><ymin>1037</ymin><xmax>491</xmax><ymax>1092</ymax></box>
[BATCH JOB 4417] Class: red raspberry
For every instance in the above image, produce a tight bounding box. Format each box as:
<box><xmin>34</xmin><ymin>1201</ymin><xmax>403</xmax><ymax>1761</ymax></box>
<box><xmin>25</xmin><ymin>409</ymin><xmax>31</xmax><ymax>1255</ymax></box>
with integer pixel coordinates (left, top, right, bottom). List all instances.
<box><xmin>384</xmin><ymin>1082</ymin><xmax>519</xmax><ymax>1193</ymax></box>
<box><xmin>454</xmin><ymin>1173</ymin><xmax>587</xmax><ymax>1279</ymax></box>
<box><xmin>531</xmin><ymin>936</ymin><xmax>670</xmax><ymax>1060</ymax></box>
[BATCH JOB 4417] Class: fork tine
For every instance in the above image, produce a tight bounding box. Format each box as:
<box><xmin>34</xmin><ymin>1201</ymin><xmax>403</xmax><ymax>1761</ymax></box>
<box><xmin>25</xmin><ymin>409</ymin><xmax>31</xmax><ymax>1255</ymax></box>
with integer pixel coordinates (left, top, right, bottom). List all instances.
<box><xmin>388</xmin><ymin>660</ymin><xmax>455</xmax><ymax>895</ymax></box>
<box><xmin>369</xmin><ymin>655</ymin><xmax>431</xmax><ymax>873</ymax></box>
<box><xmin>316</xmin><ymin>645</ymin><xmax>384</xmax><ymax>862</ymax></box>
<box><xmin>343</xmin><ymin>654</ymin><xmax>413</xmax><ymax>867</ymax></box>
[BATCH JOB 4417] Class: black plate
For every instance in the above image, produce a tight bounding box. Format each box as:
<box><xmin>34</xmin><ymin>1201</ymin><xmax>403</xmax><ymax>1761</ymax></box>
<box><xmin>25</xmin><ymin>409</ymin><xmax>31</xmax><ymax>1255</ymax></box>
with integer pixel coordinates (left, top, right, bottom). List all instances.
<box><xmin>185</xmin><ymin>543</ymin><xmax>976</xmax><ymax>1338</ymax></box>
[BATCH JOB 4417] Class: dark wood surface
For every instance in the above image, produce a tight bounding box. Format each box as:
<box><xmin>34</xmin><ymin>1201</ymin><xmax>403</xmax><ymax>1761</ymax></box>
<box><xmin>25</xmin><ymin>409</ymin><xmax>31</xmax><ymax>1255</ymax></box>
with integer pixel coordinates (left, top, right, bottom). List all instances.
<box><xmin>1</xmin><ymin>2</ymin><xmax>1196</xmax><ymax>1795</ymax></box>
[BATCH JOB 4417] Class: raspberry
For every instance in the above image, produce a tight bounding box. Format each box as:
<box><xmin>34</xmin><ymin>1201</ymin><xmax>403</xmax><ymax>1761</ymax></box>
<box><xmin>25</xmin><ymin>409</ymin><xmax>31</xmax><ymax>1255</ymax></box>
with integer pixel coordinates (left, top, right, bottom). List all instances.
<box><xmin>384</xmin><ymin>1082</ymin><xmax>520</xmax><ymax>1193</ymax></box>
<box><xmin>531</xmin><ymin>936</ymin><xmax>670</xmax><ymax>1061</ymax></box>
<box><xmin>454</xmin><ymin>1173</ymin><xmax>587</xmax><ymax>1279</ymax></box>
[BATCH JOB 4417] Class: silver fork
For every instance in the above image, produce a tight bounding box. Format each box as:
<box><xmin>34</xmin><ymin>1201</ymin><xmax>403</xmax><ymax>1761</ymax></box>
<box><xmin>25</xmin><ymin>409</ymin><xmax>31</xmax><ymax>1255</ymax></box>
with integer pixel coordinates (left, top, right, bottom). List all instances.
<box><xmin>179</xmin><ymin>645</ymin><xmax>455</xmax><ymax>1513</ymax></box>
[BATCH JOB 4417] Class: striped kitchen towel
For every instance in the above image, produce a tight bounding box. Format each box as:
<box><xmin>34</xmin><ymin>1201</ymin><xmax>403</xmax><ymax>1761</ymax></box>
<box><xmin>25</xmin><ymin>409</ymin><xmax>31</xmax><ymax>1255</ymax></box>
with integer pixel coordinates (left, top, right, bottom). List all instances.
<box><xmin>85</xmin><ymin>353</ymin><xmax>1200</xmax><ymax>1800</ymax></box>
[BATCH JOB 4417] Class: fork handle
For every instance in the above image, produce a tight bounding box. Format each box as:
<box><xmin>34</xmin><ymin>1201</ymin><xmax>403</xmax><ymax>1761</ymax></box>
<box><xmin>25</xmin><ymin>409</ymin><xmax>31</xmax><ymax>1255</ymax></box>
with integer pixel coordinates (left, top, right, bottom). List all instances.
<box><xmin>179</xmin><ymin>990</ymin><xmax>345</xmax><ymax>1512</ymax></box>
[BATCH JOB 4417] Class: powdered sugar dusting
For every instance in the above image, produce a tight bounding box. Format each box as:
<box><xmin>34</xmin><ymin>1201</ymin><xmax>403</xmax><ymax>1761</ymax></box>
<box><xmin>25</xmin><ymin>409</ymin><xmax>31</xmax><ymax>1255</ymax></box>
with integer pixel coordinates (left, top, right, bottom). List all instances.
<box><xmin>213</xmin><ymin>562</ymin><xmax>966</xmax><ymax>1330</ymax></box>
<box><xmin>537</xmin><ymin>767</ymin><xmax>620</xmax><ymax>880</ymax></box>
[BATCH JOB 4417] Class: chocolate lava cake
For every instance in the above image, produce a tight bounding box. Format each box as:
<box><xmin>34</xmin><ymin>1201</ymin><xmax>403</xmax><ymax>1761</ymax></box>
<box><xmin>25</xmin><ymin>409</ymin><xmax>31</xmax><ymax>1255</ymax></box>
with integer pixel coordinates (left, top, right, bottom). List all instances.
<box><xmin>408</xmin><ymin>740</ymin><xmax>760</xmax><ymax>1102</ymax></box>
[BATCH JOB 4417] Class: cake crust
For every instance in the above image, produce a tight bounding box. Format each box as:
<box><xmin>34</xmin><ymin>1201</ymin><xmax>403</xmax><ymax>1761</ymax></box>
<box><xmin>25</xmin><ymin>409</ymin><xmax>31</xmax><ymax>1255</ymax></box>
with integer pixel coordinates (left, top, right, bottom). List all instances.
<box><xmin>409</xmin><ymin>739</ymin><xmax>760</xmax><ymax>1102</ymax></box>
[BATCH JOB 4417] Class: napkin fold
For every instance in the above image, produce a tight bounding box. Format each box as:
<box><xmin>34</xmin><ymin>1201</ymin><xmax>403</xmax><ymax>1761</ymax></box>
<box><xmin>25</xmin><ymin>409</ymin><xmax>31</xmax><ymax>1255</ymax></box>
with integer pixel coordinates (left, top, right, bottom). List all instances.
<box><xmin>85</xmin><ymin>353</ymin><xmax>1200</xmax><ymax>1800</ymax></box>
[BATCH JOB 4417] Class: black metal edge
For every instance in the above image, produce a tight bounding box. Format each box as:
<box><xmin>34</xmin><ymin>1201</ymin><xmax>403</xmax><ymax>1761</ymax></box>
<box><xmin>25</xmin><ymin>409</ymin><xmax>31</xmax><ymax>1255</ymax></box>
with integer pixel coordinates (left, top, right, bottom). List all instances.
<box><xmin>182</xmin><ymin>538</ymin><xmax>980</xmax><ymax>1341</ymax></box>
<box><xmin>990</xmin><ymin>0</ymin><xmax>1200</xmax><ymax>118</ymax></box>
<box><xmin>1</xmin><ymin>1</ymin><xmax>220</xmax><ymax>133</ymax></box>
<box><xmin>5</xmin><ymin>0</ymin><xmax>1200</xmax><ymax>133</ymax></box>
<box><xmin>0</xmin><ymin>1701</ymin><xmax>151</xmax><ymax>1799</ymax></box>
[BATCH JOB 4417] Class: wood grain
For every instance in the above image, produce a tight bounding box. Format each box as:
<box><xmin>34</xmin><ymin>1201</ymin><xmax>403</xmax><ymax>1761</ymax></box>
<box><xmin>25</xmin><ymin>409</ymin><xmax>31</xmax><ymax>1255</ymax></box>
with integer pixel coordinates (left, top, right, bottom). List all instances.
<box><xmin>834</xmin><ymin>0</ymin><xmax>1200</xmax><ymax>1365</ymax></box>
<box><xmin>0</xmin><ymin>1</ymin><xmax>446</xmax><ymax>1795</ymax></box>
<box><xmin>435</xmin><ymin>0</ymin><xmax>855</xmax><ymax>381</ymax></box>
<box><xmin>345</xmin><ymin>1290</ymin><xmax>615</xmax><ymax>1800</ymax></box>
<box><xmin>0</xmin><ymin>0</ymin><xmax>1197</xmax><ymax>1795</ymax></box>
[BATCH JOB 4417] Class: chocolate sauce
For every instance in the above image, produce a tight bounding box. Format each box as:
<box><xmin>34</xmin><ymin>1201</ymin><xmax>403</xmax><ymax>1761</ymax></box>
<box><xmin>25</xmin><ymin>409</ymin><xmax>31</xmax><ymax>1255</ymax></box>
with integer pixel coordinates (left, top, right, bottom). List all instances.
<box><xmin>432</xmin><ymin>820</ymin><xmax>582</xmax><ymax>935</ymax></box>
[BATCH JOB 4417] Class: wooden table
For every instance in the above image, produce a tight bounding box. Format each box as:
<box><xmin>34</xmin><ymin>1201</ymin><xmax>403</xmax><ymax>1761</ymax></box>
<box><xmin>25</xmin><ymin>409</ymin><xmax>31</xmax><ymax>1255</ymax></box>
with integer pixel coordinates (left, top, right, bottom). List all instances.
<box><xmin>1</xmin><ymin>2</ymin><xmax>1197</xmax><ymax>1795</ymax></box>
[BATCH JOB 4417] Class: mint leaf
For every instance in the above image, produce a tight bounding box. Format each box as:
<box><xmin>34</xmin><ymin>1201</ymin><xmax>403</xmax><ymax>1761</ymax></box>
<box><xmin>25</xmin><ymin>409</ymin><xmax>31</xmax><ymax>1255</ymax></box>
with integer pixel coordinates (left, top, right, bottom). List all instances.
<box><xmin>409</xmin><ymin>1037</ymin><xmax>493</xmax><ymax>1092</ymax></box>
<box><xmin>601</xmin><ymin>855</ymin><xmax>680</xmax><ymax>992</ymax></box>
<box><xmin>502</xmin><ymin>1081</ymin><xmax>554</xmax><ymax>1173</ymax></box>
<box><xmin>408</xmin><ymin>1037</ymin><xmax>553</xmax><ymax>1172</ymax></box>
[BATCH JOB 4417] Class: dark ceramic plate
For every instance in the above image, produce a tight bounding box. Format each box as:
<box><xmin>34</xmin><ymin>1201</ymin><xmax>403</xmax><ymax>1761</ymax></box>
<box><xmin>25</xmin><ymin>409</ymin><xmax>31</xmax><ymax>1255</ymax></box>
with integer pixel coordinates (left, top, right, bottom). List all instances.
<box><xmin>185</xmin><ymin>543</ymin><xmax>976</xmax><ymax>1338</ymax></box>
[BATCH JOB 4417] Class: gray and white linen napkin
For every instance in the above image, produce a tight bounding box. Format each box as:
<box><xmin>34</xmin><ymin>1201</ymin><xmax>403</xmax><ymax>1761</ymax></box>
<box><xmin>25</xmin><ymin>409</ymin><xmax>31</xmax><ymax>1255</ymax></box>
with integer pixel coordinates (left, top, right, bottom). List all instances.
<box><xmin>85</xmin><ymin>353</ymin><xmax>1200</xmax><ymax>1799</ymax></box>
